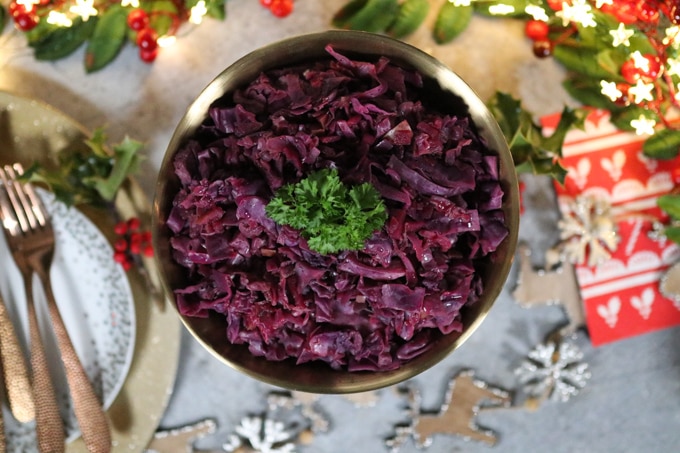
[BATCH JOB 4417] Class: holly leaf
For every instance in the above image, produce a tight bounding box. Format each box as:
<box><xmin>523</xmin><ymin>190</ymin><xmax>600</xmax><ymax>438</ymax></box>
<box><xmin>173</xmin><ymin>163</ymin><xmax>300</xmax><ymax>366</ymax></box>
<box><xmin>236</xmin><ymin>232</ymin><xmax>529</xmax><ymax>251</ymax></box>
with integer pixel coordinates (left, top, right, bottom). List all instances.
<box><xmin>643</xmin><ymin>129</ymin><xmax>680</xmax><ymax>159</ymax></box>
<box><xmin>487</xmin><ymin>91</ymin><xmax>585</xmax><ymax>184</ymax></box>
<box><xmin>609</xmin><ymin>106</ymin><xmax>650</xmax><ymax>132</ymax></box>
<box><xmin>20</xmin><ymin>128</ymin><xmax>143</xmax><ymax>206</ymax></box>
<box><xmin>85</xmin><ymin>5</ymin><xmax>128</xmax><ymax>73</ymax></box>
<box><xmin>204</xmin><ymin>0</ymin><xmax>227</xmax><ymax>20</ymax></box>
<box><xmin>29</xmin><ymin>17</ymin><xmax>98</xmax><ymax>60</ymax></box>
<box><xmin>332</xmin><ymin>0</ymin><xmax>399</xmax><ymax>33</ymax></box>
<box><xmin>664</xmin><ymin>226</ymin><xmax>680</xmax><ymax>244</ymax></box>
<box><xmin>150</xmin><ymin>0</ymin><xmax>179</xmax><ymax>36</ymax></box>
<box><xmin>86</xmin><ymin>135</ymin><xmax>143</xmax><ymax>201</ymax></box>
<box><xmin>433</xmin><ymin>2</ymin><xmax>472</xmax><ymax>44</ymax></box>
<box><xmin>562</xmin><ymin>78</ymin><xmax>617</xmax><ymax>109</ymax></box>
<box><xmin>658</xmin><ymin>195</ymin><xmax>680</xmax><ymax>220</ymax></box>
<box><xmin>387</xmin><ymin>0</ymin><xmax>429</xmax><ymax>38</ymax></box>
<box><xmin>553</xmin><ymin>45</ymin><xmax>618</xmax><ymax>80</ymax></box>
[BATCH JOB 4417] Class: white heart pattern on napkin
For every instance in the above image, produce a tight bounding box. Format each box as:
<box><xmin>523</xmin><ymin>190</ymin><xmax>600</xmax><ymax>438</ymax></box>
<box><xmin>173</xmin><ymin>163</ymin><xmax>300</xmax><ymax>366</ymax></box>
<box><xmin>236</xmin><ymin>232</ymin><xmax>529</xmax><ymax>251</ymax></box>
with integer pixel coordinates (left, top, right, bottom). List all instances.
<box><xmin>597</xmin><ymin>296</ymin><xmax>621</xmax><ymax>328</ymax></box>
<box><xmin>600</xmin><ymin>150</ymin><xmax>626</xmax><ymax>181</ymax></box>
<box><xmin>630</xmin><ymin>287</ymin><xmax>655</xmax><ymax>320</ymax></box>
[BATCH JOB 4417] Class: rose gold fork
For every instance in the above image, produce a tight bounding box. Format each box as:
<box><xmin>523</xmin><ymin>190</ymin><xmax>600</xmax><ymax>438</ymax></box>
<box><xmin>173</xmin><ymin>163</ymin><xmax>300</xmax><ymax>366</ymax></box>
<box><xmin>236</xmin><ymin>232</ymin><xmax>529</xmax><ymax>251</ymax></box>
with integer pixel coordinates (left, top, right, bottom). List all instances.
<box><xmin>0</xmin><ymin>163</ymin><xmax>111</xmax><ymax>453</ymax></box>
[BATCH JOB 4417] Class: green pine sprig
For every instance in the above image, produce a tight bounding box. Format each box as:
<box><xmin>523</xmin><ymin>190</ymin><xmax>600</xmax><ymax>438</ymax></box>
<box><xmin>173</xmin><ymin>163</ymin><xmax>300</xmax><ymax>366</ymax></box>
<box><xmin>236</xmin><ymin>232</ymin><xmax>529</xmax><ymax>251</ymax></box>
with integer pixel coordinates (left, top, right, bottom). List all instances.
<box><xmin>266</xmin><ymin>168</ymin><xmax>388</xmax><ymax>255</ymax></box>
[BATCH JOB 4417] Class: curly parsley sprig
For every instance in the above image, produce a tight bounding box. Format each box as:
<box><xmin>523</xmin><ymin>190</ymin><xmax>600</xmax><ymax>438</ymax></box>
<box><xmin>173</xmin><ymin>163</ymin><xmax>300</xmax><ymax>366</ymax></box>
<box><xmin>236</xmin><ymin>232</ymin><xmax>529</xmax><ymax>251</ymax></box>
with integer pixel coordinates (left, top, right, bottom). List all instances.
<box><xmin>266</xmin><ymin>168</ymin><xmax>388</xmax><ymax>255</ymax></box>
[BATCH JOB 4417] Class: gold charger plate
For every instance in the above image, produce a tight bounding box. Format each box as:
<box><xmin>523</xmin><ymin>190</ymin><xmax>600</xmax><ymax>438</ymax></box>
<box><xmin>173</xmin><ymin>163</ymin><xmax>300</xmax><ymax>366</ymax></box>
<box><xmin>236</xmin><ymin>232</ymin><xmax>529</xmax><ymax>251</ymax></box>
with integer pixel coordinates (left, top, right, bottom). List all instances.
<box><xmin>0</xmin><ymin>90</ymin><xmax>182</xmax><ymax>452</ymax></box>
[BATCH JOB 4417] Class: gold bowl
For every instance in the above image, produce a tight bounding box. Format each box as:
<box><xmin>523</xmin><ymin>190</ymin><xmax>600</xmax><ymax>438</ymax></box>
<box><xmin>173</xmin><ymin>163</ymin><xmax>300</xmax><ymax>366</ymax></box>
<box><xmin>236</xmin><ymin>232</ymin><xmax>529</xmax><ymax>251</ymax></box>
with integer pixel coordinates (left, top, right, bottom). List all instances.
<box><xmin>153</xmin><ymin>30</ymin><xmax>519</xmax><ymax>393</ymax></box>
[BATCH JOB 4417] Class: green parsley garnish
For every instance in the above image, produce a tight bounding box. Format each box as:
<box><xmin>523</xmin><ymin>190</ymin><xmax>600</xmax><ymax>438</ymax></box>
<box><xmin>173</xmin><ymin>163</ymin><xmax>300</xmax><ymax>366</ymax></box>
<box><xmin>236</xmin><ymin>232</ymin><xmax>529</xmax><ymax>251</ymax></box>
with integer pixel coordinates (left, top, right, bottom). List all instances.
<box><xmin>266</xmin><ymin>168</ymin><xmax>388</xmax><ymax>255</ymax></box>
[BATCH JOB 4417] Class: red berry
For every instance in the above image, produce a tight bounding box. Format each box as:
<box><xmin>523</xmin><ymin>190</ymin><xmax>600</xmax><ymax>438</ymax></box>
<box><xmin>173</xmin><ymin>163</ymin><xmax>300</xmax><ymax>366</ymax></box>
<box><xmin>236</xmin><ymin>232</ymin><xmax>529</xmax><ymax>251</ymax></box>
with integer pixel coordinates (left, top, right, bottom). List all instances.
<box><xmin>621</xmin><ymin>60</ymin><xmax>640</xmax><ymax>83</ymax></box>
<box><xmin>113</xmin><ymin>251</ymin><xmax>128</xmax><ymax>264</ymax></box>
<box><xmin>114</xmin><ymin>238</ymin><xmax>128</xmax><ymax>252</ymax></box>
<box><xmin>641</xmin><ymin>54</ymin><xmax>662</xmax><ymax>81</ymax></box>
<box><xmin>13</xmin><ymin>10</ymin><xmax>38</xmax><ymax>31</ymax></box>
<box><xmin>546</xmin><ymin>0</ymin><xmax>563</xmax><ymax>11</ymax></box>
<box><xmin>141</xmin><ymin>231</ymin><xmax>152</xmax><ymax>243</ymax></box>
<box><xmin>635</xmin><ymin>0</ymin><xmax>659</xmax><ymax>24</ymax></box>
<box><xmin>143</xmin><ymin>244</ymin><xmax>154</xmax><ymax>257</ymax></box>
<box><xmin>269</xmin><ymin>0</ymin><xmax>293</xmax><ymax>17</ymax></box>
<box><xmin>121</xmin><ymin>259</ymin><xmax>133</xmax><ymax>271</ymax></box>
<box><xmin>114</xmin><ymin>221</ymin><xmax>128</xmax><ymax>235</ymax></box>
<box><xmin>622</xmin><ymin>54</ymin><xmax>662</xmax><ymax>83</ymax></box>
<box><xmin>532</xmin><ymin>40</ymin><xmax>553</xmax><ymax>58</ymax></box>
<box><xmin>525</xmin><ymin>20</ymin><xmax>549</xmax><ymax>41</ymax></box>
<box><xmin>127</xmin><ymin>217</ymin><xmax>141</xmax><ymax>231</ymax></box>
<box><xmin>9</xmin><ymin>1</ymin><xmax>22</xmax><ymax>15</ymax></box>
<box><xmin>601</xmin><ymin>1</ymin><xmax>638</xmax><ymax>24</ymax></box>
<box><xmin>613</xmin><ymin>83</ymin><xmax>631</xmax><ymax>107</ymax></box>
<box><xmin>140</xmin><ymin>48</ymin><xmax>158</xmax><ymax>63</ymax></box>
<box><xmin>127</xmin><ymin>9</ymin><xmax>149</xmax><ymax>31</ymax></box>
<box><xmin>136</xmin><ymin>28</ymin><xmax>158</xmax><ymax>52</ymax></box>
<box><xmin>260</xmin><ymin>0</ymin><xmax>273</xmax><ymax>6</ymax></box>
<box><xmin>672</xmin><ymin>3</ymin><xmax>680</xmax><ymax>24</ymax></box>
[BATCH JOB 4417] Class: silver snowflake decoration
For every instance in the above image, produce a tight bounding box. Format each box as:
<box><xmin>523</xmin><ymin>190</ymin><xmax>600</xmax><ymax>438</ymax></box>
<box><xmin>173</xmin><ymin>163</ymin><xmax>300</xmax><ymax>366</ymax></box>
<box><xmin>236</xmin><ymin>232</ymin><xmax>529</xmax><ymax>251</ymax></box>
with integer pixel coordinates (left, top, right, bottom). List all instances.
<box><xmin>223</xmin><ymin>416</ymin><xmax>296</xmax><ymax>453</ymax></box>
<box><xmin>514</xmin><ymin>340</ymin><xmax>591</xmax><ymax>403</ymax></box>
<box><xmin>558</xmin><ymin>195</ymin><xmax>619</xmax><ymax>267</ymax></box>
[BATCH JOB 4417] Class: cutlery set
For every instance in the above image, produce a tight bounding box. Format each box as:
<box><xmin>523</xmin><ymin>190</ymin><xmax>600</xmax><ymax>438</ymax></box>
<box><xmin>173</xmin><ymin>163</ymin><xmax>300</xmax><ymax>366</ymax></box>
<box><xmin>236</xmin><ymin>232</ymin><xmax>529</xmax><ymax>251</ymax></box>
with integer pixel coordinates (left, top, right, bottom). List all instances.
<box><xmin>0</xmin><ymin>163</ymin><xmax>111</xmax><ymax>453</ymax></box>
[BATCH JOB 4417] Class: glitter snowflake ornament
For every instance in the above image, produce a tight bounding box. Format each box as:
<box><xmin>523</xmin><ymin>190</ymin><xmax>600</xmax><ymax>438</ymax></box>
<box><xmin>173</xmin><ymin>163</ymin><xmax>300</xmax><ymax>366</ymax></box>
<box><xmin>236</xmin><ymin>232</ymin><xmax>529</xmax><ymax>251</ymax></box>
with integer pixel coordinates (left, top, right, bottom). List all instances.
<box><xmin>515</xmin><ymin>340</ymin><xmax>591</xmax><ymax>403</ymax></box>
<box><xmin>558</xmin><ymin>195</ymin><xmax>620</xmax><ymax>267</ymax></box>
<box><xmin>223</xmin><ymin>416</ymin><xmax>297</xmax><ymax>453</ymax></box>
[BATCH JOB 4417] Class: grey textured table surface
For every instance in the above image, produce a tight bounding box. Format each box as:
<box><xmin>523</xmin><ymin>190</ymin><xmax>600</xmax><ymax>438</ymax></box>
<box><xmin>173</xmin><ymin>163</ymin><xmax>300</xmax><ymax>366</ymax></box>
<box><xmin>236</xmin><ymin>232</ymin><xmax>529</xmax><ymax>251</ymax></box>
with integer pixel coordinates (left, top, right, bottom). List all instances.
<box><xmin>2</xmin><ymin>1</ymin><xmax>679</xmax><ymax>452</ymax></box>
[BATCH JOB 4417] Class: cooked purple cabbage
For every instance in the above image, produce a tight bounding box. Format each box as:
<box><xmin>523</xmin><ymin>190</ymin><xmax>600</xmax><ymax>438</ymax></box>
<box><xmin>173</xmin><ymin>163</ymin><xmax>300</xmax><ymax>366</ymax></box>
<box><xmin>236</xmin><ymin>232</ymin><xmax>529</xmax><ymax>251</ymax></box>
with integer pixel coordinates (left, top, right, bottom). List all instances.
<box><xmin>167</xmin><ymin>45</ymin><xmax>508</xmax><ymax>371</ymax></box>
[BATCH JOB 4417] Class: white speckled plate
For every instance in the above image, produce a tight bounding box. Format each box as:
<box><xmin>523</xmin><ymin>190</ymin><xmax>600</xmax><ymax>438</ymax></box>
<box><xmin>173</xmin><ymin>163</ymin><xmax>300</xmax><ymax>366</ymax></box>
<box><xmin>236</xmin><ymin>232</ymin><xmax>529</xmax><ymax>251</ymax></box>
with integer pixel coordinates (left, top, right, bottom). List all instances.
<box><xmin>0</xmin><ymin>189</ymin><xmax>135</xmax><ymax>448</ymax></box>
<box><xmin>0</xmin><ymin>90</ymin><xmax>182</xmax><ymax>453</ymax></box>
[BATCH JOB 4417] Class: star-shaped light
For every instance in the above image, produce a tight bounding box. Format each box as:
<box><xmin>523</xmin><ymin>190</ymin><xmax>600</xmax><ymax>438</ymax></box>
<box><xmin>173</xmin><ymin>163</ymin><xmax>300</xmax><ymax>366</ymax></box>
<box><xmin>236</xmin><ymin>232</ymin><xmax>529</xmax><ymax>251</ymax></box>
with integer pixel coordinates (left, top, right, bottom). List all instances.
<box><xmin>16</xmin><ymin>0</ymin><xmax>40</xmax><ymax>10</ymax></box>
<box><xmin>665</xmin><ymin>26</ymin><xmax>680</xmax><ymax>49</ymax></box>
<box><xmin>488</xmin><ymin>3</ymin><xmax>515</xmax><ymax>14</ymax></box>
<box><xmin>600</xmin><ymin>80</ymin><xmax>622</xmax><ymax>102</ymax></box>
<box><xmin>628</xmin><ymin>79</ymin><xmax>654</xmax><ymax>104</ymax></box>
<box><xmin>667</xmin><ymin>57</ymin><xmax>680</xmax><ymax>77</ymax></box>
<box><xmin>557</xmin><ymin>0</ymin><xmax>596</xmax><ymax>27</ymax></box>
<box><xmin>46</xmin><ymin>10</ymin><xmax>72</xmax><ymax>27</ymax></box>
<box><xmin>631</xmin><ymin>51</ymin><xmax>651</xmax><ymax>72</ymax></box>
<box><xmin>190</xmin><ymin>0</ymin><xmax>208</xmax><ymax>24</ymax></box>
<box><xmin>610</xmin><ymin>23</ymin><xmax>634</xmax><ymax>47</ymax></box>
<box><xmin>630</xmin><ymin>115</ymin><xmax>656</xmax><ymax>136</ymax></box>
<box><xmin>70</xmin><ymin>0</ymin><xmax>98</xmax><ymax>20</ymax></box>
<box><xmin>121</xmin><ymin>0</ymin><xmax>140</xmax><ymax>7</ymax></box>
<box><xmin>525</xmin><ymin>5</ymin><xmax>549</xmax><ymax>21</ymax></box>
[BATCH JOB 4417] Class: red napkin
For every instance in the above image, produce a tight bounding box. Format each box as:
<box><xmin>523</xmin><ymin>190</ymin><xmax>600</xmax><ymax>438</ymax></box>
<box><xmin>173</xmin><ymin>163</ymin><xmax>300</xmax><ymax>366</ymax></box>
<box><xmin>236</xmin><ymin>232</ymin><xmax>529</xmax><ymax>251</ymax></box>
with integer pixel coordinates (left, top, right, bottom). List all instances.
<box><xmin>543</xmin><ymin>109</ymin><xmax>680</xmax><ymax>345</ymax></box>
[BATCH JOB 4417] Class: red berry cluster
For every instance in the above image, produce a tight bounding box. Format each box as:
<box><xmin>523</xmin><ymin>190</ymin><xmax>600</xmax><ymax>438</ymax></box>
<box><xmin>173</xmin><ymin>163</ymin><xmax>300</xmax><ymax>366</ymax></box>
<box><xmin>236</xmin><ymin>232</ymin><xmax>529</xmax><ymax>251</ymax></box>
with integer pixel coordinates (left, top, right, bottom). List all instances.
<box><xmin>8</xmin><ymin>0</ymin><xmax>45</xmax><ymax>31</ymax></box>
<box><xmin>113</xmin><ymin>217</ymin><xmax>154</xmax><ymax>271</ymax></box>
<box><xmin>259</xmin><ymin>0</ymin><xmax>293</xmax><ymax>18</ymax></box>
<box><xmin>127</xmin><ymin>9</ymin><xmax>160</xmax><ymax>63</ymax></box>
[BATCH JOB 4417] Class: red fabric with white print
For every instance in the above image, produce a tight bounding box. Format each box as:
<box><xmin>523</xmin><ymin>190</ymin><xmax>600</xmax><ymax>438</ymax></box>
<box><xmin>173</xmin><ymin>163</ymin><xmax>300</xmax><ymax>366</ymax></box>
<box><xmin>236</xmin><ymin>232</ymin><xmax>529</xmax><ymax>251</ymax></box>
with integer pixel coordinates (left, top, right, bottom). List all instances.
<box><xmin>543</xmin><ymin>109</ymin><xmax>680</xmax><ymax>346</ymax></box>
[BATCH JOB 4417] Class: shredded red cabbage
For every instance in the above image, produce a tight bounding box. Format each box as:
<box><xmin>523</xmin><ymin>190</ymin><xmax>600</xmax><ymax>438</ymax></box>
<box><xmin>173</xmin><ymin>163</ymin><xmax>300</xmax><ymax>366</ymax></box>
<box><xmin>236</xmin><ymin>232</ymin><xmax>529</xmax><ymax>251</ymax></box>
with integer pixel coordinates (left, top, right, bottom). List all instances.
<box><xmin>167</xmin><ymin>45</ymin><xmax>508</xmax><ymax>371</ymax></box>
